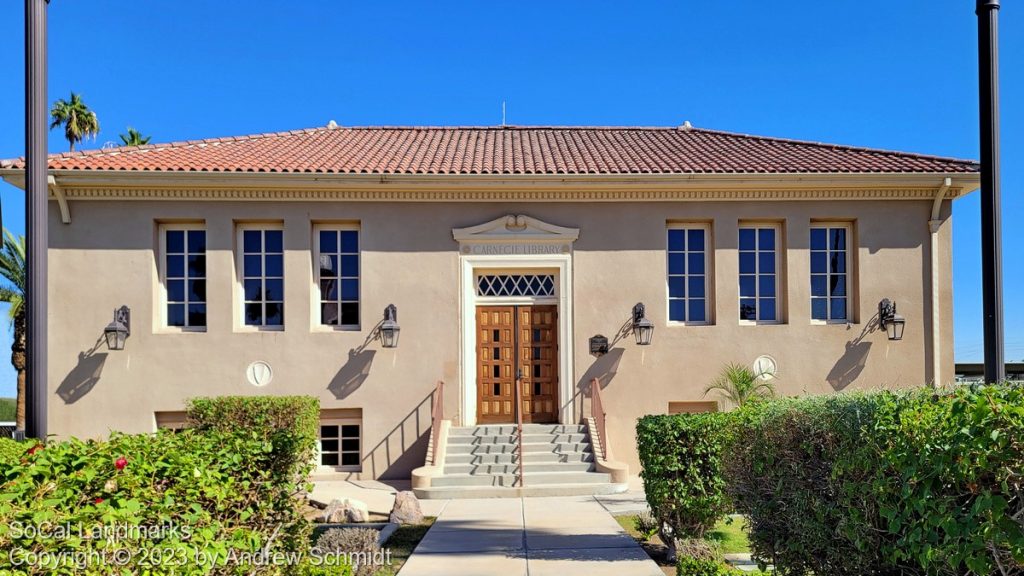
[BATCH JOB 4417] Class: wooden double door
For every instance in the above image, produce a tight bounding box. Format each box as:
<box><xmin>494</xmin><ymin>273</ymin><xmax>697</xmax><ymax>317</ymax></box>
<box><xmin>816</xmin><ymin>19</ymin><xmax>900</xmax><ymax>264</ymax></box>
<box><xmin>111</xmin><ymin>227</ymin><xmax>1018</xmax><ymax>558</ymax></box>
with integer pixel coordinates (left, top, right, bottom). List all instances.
<box><xmin>476</xmin><ymin>305</ymin><xmax>559</xmax><ymax>424</ymax></box>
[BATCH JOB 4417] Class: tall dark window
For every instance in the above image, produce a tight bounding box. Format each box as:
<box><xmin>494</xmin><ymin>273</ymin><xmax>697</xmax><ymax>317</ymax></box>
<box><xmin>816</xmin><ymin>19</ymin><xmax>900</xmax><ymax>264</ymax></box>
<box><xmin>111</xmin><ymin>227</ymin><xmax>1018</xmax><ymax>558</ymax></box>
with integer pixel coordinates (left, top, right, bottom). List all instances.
<box><xmin>318</xmin><ymin>227</ymin><xmax>360</xmax><ymax>327</ymax></box>
<box><xmin>810</xmin><ymin>224</ymin><xmax>850</xmax><ymax>322</ymax></box>
<box><xmin>667</xmin><ymin>226</ymin><xmax>708</xmax><ymax>323</ymax></box>
<box><xmin>241</xmin><ymin>228</ymin><xmax>284</xmax><ymax>327</ymax></box>
<box><xmin>739</xmin><ymin>225</ymin><xmax>779</xmax><ymax>322</ymax></box>
<box><xmin>164</xmin><ymin>227</ymin><xmax>206</xmax><ymax>328</ymax></box>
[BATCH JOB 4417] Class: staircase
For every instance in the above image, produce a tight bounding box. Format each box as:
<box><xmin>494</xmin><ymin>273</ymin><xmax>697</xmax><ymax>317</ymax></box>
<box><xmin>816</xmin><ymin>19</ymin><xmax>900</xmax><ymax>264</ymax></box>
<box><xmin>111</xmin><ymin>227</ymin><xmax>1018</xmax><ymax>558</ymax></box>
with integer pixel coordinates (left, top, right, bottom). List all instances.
<box><xmin>414</xmin><ymin>423</ymin><xmax>628</xmax><ymax>499</ymax></box>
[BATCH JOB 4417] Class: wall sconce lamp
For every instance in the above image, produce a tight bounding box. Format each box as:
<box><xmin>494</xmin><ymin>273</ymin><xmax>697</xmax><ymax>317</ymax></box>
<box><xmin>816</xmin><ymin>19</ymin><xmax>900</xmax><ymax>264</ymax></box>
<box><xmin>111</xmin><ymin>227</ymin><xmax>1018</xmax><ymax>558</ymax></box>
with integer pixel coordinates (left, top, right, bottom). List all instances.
<box><xmin>878</xmin><ymin>299</ymin><xmax>905</xmax><ymax>341</ymax></box>
<box><xmin>589</xmin><ymin>334</ymin><xmax>609</xmax><ymax>358</ymax></box>
<box><xmin>379</xmin><ymin>304</ymin><xmax>400</xmax><ymax>348</ymax></box>
<box><xmin>632</xmin><ymin>302</ymin><xmax>654</xmax><ymax>346</ymax></box>
<box><xmin>104</xmin><ymin>306</ymin><xmax>131</xmax><ymax>351</ymax></box>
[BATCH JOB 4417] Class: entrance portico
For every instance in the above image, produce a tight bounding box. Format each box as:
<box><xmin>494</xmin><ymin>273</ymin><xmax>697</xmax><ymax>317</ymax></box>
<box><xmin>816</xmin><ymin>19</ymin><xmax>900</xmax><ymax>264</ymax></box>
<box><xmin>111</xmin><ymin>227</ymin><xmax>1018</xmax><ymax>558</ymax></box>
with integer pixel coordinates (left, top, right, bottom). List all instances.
<box><xmin>453</xmin><ymin>215</ymin><xmax>579</xmax><ymax>427</ymax></box>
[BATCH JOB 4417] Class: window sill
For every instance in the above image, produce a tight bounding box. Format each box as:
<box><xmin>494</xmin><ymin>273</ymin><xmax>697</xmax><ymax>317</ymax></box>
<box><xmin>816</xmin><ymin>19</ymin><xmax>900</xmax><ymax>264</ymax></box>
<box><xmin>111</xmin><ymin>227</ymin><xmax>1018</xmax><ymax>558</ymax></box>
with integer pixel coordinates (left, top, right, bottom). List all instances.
<box><xmin>312</xmin><ymin>325</ymin><xmax>362</xmax><ymax>333</ymax></box>
<box><xmin>739</xmin><ymin>321</ymin><xmax>785</xmax><ymax>326</ymax></box>
<box><xmin>810</xmin><ymin>320</ymin><xmax>854</xmax><ymax>326</ymax></box>
<box><xmin>155</xmin><ymin>327</ymin><xmax>207</xmax><ymax>334</ymax></box>
<box><xmin>666</xmin><ymin>321</ymin><xmax>713</xmax><ymax>327</ymax></box>
<box><xmin>311</xmin><ymin>466</ymin><xmax>362</xmax><ymax>475</ymax></box>
<box><xmin>235</xmin><ymin>326</ymin><xmax>285</xmax><ymax>333</ymax></box>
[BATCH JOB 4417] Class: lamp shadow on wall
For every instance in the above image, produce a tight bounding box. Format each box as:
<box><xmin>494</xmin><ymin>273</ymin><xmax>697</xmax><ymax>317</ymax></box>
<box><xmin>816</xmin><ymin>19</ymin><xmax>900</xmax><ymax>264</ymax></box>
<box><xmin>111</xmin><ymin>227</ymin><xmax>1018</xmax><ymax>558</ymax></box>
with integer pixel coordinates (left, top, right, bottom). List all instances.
<box><xmin>826</xmin><ymin>316</ymin><xmax>880</xmax><ymax>391</ymax></box>
<box><xmin>328</xmin><ymin>349</ymin><xmax>376</xmax><ymax>400</ymax></box>
<box><xmin>574</xmin><ymin>348</ymin><xmax>625</xmax><ymax>421</ymax></box>
<box><xmin>56</xmin><ymin>338</ymin><xmax>108</xmax><ymax>404</ymax></box>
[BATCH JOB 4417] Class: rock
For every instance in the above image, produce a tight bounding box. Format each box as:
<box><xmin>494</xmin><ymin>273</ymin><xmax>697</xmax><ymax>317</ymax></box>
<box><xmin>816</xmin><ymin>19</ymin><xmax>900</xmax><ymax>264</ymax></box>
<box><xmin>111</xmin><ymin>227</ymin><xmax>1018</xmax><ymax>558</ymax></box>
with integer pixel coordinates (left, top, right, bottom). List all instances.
<box><xmin>344</xmin><ymin>498</ymin><xmax>369</xmax><ymax>523</ymax></box>
<box><xmin>389</xmin><ymin>491</ymin><xmax>423</xmax><ymax>525</ymax></box>
<box><xmin>322</xmin><ymin>499</ymin><xmax>348</xmax><ymax>523</ymax></box>
<box><xmin>320</xmin><ymin>498</ymin><xmax>370</xmax><ymax>523</ymax></box>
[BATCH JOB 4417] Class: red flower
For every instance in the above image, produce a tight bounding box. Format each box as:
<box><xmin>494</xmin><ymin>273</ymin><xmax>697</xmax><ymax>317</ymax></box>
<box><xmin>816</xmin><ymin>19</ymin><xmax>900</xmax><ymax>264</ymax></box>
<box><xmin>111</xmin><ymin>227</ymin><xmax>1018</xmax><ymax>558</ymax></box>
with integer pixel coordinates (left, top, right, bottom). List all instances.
<box><xmin>26</xmin><ymin>444</ymin><xmax>42</xmax><ymax>456</ymax></box>
<box><xmin>114</xmin><ymin>457</ymin><xmax>128</xmax><ymax>471</ymax></box>
<box><xmin>94</xmin><ymin>497</ymin><xmax>104</xmax><ymax>504</ymax></box>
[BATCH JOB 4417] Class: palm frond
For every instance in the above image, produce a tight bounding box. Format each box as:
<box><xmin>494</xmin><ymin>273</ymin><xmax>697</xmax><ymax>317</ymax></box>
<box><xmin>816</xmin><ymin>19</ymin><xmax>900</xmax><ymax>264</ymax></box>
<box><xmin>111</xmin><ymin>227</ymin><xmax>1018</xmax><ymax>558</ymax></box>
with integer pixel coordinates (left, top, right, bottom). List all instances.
<box><xmin>0</xmin><ymin>229</ymin><xmax>26</xmax><ymax>324</ymax></box>
<box><xmin>49</xmin><ymin>92</ymin><xmax>99</xmax><ymax>151</ymax></box>
<box><xmin>703</xmin><ymin>362</ymin><xmax>777</xmax><ymax>408</ymax></box>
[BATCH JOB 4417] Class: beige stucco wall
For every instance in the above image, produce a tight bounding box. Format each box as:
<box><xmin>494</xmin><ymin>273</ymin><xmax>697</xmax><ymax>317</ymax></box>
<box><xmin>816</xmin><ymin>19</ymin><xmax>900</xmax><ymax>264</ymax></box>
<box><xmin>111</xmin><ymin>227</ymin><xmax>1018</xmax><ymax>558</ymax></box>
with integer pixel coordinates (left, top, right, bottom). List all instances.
<box><xmin>46</xmin><ymin>197</ymin><xmax>954</xmax><ymax>478</ymax></box>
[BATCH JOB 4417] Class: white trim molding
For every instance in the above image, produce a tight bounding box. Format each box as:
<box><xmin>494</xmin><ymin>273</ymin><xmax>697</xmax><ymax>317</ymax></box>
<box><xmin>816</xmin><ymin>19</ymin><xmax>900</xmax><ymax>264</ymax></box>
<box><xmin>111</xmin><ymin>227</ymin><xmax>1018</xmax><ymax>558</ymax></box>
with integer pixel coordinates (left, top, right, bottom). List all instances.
<box><xmin>455</xmin><ymin>215</ymin><xmax>578</xmax><ymax>426</ymax></box>
<box><xmin>0</xmin><ymin>169</ymin><xmax>980</xmax><ymax>203</ymax></box>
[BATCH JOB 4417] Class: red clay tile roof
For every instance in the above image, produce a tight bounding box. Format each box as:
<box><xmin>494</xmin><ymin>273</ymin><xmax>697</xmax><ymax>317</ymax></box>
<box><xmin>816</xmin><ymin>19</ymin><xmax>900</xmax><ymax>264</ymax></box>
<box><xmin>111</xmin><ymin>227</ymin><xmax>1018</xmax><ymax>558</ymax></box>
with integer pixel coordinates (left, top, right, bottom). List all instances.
<box><xmin>0</xmin><ymin>126</ymin><xmax>978</xmax><ymax>175</ymax></box>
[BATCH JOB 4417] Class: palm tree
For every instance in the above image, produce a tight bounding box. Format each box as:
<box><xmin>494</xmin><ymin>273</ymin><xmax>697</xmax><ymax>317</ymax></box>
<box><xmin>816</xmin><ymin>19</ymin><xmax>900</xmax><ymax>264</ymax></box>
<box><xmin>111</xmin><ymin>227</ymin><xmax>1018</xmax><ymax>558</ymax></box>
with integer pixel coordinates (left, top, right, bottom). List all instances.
<box><xmin>119</xmin><ymin>127</ymin><xmax>151</xmax><ymax>147</ymax></box>
<box><xmin>49</xmin><ymin>92</ymin><xmax>100</xmax><ymax>152</ymax></box>
<box><xmin>703</xmin><ymin>362</ymin><xmax>775</xmax><ymax>408</ymax></box>
<box><xmin>0</xmin><ymin>230</ymin><xmax>26</xmax><ymax>429</ymax></box>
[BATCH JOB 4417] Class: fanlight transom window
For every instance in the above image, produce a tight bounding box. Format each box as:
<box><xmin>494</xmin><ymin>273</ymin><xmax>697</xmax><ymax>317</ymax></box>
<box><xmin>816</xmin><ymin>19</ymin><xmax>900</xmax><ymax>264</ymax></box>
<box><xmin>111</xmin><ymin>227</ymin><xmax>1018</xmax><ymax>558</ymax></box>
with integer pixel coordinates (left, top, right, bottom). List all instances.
<box><xmin>476</xmin><ymin>274</ymin><xmax>555</xmax><ymax>298</ymax></box>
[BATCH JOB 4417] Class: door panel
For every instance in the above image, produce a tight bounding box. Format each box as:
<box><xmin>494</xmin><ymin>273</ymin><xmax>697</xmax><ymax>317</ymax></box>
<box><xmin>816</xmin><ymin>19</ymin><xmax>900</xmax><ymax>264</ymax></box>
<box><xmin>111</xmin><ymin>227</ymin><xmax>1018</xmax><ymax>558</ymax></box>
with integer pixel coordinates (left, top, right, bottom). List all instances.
<box><xmin>476</xmin><ymin>305</ymin><xmax>558</xmax><ymax>424</ymax></box>
<box><xmin>519</xmin><ymin>306</ymin><xmax>558</xmax><ymax>423</ymax></box>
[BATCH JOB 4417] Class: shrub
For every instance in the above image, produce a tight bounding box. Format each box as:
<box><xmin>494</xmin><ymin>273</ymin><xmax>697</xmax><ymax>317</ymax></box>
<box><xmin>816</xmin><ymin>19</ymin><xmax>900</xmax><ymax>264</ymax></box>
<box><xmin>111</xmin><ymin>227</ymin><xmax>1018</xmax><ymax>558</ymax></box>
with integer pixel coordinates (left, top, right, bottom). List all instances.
<box><xmin>724</xmin><ymin>393</ymin><xmax>884</xmax><ymax>576</ymax></box>
<box><xmin>187</xmin><ymin>395</ymin><xmax>320</xmax><ymax>474</ymax></box>
<box><xmin>0</xmin><ymin>437</ymin><xmax>27</xmax><ymax>466</ymax></box>
<box><xmin>676</xmin><ymin>556</ymin><xmax>738</xmax><ymax>576</ymax></box>
<box><xmin>0</xmin><ymin>397</ymin><xmax>15</xmax><ymax>421</ymax></box>
<box><xmin>867</xmin><ymin>385</ymin><xmax>1024</xmax><ymax>575</ymax></box>
<box><xmin>724</xmin><ymin>386</ymin><xmax>1024</xmax><ymax>576</ymax></box>
<box><xmin>0</xmin><ymin>428</ymin><xmax>333</xmax><ymax>575</ymax></box>
<box><xmin>314</xmin><ymin>528</ymin><xmax>380</xmax><ymax>576</ymax></box>
<box><xmin>633</xmin><ymin>511</ymin><xmax>660</xmax><ymax>541</ymax></box>
<box><xmin>186</xmin><ymin>396</ymin><xmax>321</xmax><ymax>557</ymax></box>
<box><xmin>637</xmin><ymin>412</ymin><xmax>731</xmax><ymax>560</ymax></box>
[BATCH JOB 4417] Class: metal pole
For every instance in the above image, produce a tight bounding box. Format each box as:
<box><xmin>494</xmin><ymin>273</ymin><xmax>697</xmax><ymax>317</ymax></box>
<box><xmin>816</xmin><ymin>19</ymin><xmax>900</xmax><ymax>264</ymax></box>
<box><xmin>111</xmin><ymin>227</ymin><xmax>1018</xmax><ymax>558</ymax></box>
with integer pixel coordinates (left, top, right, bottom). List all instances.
<box><xmin>976</xmin><ymin>0</ymin><xmax>1005</xmax><ymax>383</ymax></box>
<box><xmin>25</xmin><ymin>0</ymin><xmax>48</xmax><ymax>439</ymax></box>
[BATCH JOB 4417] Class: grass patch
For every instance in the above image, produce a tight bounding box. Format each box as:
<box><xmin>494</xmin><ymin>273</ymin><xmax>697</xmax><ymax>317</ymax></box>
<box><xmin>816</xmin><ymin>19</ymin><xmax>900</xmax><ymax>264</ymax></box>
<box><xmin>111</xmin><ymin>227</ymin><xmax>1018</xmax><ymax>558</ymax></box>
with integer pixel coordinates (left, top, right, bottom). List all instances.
<box><xmin>375</xmin><ymin>517</ymin><xmax>434</xmax><ymax>576</ymax></box>
<box><xmin>616</xmin><ymin>514</ymin><xmax>766</xmax><ymax>575</ymax></box>
<box><xmin>707</xmin><ymin>517</ymin><xmax>750</xmax><ymax>554</ymax></box>
<box><xmin>0</xmin><ymin>398</ymin><xmax>14</xmax><ymax>421</ymax></box>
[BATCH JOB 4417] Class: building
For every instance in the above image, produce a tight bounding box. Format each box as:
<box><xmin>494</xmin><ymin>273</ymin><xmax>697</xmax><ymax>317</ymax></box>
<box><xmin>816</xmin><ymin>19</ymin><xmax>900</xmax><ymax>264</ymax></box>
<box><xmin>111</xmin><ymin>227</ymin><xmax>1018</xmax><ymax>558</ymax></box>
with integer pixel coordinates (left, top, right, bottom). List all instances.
<box><xmin>0</xmin><ymin>125</ymin><xmax>979</xmax><ymax>492</ymax></box>
<box><xmin>955</xmin><ymin>362</ymin><xmax>1024</xmax><ymax>384</ymax></box>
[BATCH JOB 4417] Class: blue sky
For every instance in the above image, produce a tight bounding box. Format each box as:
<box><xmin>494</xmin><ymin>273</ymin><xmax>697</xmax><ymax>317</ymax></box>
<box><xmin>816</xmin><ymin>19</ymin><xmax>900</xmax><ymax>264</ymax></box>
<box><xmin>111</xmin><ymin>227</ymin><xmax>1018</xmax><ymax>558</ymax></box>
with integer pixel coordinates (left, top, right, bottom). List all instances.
<box><xmin>0</xmin><ymin>1</ymin><xmax>1020</xmax><ymax>397</ymax></box>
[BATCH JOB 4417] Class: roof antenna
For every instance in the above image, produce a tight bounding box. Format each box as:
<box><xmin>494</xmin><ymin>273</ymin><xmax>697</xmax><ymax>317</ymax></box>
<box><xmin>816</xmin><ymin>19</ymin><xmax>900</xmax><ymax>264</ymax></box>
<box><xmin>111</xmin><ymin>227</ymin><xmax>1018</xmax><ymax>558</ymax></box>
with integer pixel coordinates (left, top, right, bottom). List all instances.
<box><xmin>502</xmin><ymin>101</ymin><xmax>506</xmax><ymax>127</ymax></box>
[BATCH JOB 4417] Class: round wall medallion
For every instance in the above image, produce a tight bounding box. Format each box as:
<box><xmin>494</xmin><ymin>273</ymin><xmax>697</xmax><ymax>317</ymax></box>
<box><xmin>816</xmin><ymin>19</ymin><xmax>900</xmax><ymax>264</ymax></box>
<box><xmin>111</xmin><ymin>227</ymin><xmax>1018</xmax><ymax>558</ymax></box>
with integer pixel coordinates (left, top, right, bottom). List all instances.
<box><xmin>246</xmin><ymin>361</ymin><xmax>274</xmax><ymax>387</ymax></box>
<box><xmin>752</xmin><ymin>355</ymin><xmax>778</xmax><ymax>381</ymax></box>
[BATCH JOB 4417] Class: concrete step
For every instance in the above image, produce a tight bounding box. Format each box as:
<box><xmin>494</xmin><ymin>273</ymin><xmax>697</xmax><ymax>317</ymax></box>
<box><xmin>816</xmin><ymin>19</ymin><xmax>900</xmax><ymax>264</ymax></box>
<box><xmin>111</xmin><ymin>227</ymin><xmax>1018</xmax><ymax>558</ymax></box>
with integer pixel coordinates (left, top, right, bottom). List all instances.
<box><xmin>446</xmin><ymin>432</ymin><xmax>589</xmax><ymax>445</ymax></box>
<box><xmin>431</xmin><ymin>471</ymin><xmax>612</xmax><ymax>488</ymax></box>
<box><xmin>414</xmin><ymin>482</ymin><xmax>629</xmax><ymax>499</ymax></box>
<box><xmin>444</xmin><ymin>451</ymin><xmax>594</xmax><ymax>465</ymax></box>
<box><xmin>443</xmin><ymin>461</ymin><xmax>596</xmax><ymax>475</ymax></box>
<box><xmin>448</xmin><ymin>424</ymin><xmax>587</xmax><ymax>436</ymax></box>
<box><xmin>445</xmin><ymin>441</ymin><xmax>592</xmax><ymax>455</ymax></box>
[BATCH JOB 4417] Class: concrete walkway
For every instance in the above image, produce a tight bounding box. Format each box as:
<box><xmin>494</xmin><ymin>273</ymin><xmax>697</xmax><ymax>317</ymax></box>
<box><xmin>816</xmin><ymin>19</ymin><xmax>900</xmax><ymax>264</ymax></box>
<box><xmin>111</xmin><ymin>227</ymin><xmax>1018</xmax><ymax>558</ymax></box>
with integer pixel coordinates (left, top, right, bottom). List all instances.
<box><xmin>397</xmin><ymin>496</ymin><xmax>662</xmax><ymax>576</ymax></box>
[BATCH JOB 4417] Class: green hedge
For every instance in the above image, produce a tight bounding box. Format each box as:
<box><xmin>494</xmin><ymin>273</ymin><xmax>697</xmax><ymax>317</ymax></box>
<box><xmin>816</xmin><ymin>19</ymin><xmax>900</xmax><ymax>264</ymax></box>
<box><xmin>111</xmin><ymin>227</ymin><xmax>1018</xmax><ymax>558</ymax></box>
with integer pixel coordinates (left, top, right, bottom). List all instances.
<box><xmin>187</xmin><ymin>396</ymin><xmax>320</xmax><ymax>480</ymax></box>
<box><xmin>676</xmin><ymin>556</ymin><xmax>739</xmax><ymax>576</ymax></box>
<box><xmin>637</xmin><ymin>412</ymin><xmax>731</xmax><ymax>541</ymax></box>
<box><xmin>0</xmin><ymin>397</ymin><xmax>15</xmax><ymax>421</ymax></box>
<box><xmin>0</xmin><ymin>437</ymin><xmax>26</xmax><ymax>466</ymax></box>
<box><xmin>0</xmin><ymin>395</ymin><xmax>337</xmax><ymax>575</ymax></box>
<box><xmin>724</xmin><ymin>394</ymin><xmax>887</xmax><ymax>575</ymax></box>
<box><xmin>0</xmin><ymin>429</ymin><xmax>346</xmax><ymax>575</ymax></box>
<box><xmin>640</xmin><ymin>385</ymin><xmax>1024</xmax><ymax>576</ymax></box>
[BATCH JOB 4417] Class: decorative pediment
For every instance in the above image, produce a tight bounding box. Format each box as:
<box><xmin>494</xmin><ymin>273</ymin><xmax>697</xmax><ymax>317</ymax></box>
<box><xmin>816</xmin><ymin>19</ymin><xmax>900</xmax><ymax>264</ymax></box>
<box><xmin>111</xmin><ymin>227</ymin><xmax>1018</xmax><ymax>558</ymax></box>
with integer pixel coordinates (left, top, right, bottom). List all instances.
<box><xmin>452</xmin><ymin>215</ymin><xmax>579</xmax><ymax>244</ymax></box>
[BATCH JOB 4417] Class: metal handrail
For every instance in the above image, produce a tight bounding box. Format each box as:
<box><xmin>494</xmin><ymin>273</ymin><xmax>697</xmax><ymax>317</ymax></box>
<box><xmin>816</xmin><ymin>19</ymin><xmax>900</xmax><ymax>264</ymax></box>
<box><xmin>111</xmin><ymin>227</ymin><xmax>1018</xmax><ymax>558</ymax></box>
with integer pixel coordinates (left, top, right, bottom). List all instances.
<box><xmin>591</xmin><ymin>377</ymin><xmax>609</xmax><ymax>460</ymax></box>
<box><xmin>515</xmin><ymin>377</ymin><xmax>525</xmax><ymax>487</ymax></box>
<box><xmin>429</xmin><ymin>380</ymin><xmax>444</xmax><ymax>466</ymax></box>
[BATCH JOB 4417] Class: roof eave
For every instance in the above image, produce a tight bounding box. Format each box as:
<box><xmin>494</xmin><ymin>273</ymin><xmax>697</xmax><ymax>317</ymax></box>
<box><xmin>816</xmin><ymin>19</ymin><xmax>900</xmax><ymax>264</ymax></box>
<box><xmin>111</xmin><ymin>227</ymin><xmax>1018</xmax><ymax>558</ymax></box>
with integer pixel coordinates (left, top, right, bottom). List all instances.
<box><xmin>0</xmin><ymin>168</ymin><xmax>981</xmax><ymax>196</ymax></box>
